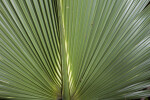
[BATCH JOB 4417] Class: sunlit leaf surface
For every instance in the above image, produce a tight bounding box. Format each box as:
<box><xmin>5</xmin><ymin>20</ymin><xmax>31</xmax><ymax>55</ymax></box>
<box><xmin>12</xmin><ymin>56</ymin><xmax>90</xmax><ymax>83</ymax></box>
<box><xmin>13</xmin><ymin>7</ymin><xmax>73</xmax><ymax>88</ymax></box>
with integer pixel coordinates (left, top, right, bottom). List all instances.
<box><xmin>0</xmin><ymin>0</ymin><xmax>150</xmax><ymax>100</ymax></box>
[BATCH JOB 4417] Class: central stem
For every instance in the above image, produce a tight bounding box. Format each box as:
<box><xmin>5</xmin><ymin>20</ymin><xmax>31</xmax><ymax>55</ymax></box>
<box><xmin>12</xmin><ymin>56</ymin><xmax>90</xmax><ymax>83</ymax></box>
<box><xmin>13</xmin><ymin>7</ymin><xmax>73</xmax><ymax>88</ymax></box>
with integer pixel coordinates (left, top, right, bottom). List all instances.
<box><xmin>57</xmin><ymin>0</ymin><xmax>70</xmax><ymax>100</ymax></box>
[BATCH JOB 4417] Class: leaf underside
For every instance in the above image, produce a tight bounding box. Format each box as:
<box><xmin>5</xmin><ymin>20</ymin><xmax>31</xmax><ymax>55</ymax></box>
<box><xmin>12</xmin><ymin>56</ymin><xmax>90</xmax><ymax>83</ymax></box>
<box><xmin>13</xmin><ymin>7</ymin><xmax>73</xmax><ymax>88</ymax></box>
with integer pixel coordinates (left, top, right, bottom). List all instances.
<box><xmin>0</xmin><ymin>0</ymin><xmax>150</xmax><ymax>100</ymax></box>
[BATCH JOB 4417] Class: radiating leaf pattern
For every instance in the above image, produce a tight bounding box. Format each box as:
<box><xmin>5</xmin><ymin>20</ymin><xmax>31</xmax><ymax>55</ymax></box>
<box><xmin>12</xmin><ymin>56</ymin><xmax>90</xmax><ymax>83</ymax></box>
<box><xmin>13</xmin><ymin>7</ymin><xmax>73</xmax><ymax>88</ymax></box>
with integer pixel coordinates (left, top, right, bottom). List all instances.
<box><xmin>61</xmin><ymin>0</ymin><xmax>150</xmax><ymax>99</ymax></box>
<box><xmin>0</xmin><ymin>0</ymin><xmax>150</xmax><ymax>100</ymax></box>
<box><xmin>0</xmin><ymin>0</ymin><xmax>61</xmax><ymax>99</ymax></box>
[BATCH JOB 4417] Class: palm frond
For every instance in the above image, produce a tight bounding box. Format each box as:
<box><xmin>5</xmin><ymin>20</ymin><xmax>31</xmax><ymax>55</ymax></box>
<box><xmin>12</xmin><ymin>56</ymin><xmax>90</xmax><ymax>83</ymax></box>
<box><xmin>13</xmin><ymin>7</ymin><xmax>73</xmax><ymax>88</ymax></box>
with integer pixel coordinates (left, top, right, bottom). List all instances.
<box><xmin>0</xmin><ymin>0</ymin><xmax>150</xmax><ymax>100</ymax></box>
<box><xmin>61</xmin><ymin>0</ymin><xmax>150</xmax><ymax>99</ymax></box>
<box><xmin>0</xmin><ymin>0</ymin><xmax>61</xmax><ymax>99</ymax></box>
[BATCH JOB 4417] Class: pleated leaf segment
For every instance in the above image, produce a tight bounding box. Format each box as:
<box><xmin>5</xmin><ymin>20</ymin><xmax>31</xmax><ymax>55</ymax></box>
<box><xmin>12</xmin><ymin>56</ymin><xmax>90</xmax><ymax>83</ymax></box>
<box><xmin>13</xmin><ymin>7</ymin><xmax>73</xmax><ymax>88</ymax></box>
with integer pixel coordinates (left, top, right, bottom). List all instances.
<box><xmin>0</xmin><ymin>0</ymin><xmax>150</xmax><ymax>100</ymax></box>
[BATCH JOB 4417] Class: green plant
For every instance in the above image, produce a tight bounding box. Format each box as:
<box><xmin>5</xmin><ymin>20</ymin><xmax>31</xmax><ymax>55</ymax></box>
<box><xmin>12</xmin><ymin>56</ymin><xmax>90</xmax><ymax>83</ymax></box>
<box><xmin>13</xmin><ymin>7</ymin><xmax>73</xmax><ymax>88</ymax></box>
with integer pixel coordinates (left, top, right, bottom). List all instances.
<box><xmin>0</xmin><ymin>0</ymin><xmax>150</xmax><ymax>100</ymax></box>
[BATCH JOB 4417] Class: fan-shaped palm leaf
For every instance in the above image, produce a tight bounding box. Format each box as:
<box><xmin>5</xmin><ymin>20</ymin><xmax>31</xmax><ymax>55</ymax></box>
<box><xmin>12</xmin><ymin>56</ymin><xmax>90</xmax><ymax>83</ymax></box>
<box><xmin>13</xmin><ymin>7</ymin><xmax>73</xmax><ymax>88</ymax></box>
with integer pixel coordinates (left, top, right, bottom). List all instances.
<box><xmin>0</xmin><ymin>0</ymin><xmax>150</xmax><ymax>100</ymax></box>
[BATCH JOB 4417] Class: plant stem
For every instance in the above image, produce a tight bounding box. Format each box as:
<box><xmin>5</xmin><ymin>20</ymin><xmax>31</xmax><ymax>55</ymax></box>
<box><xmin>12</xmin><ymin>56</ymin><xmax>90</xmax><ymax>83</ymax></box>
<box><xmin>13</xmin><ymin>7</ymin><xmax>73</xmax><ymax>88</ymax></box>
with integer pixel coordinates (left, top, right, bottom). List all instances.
<box><xmin>57</xmin><ymin>0</ymin><xmax>70</xmax><ymax>100</ymax></box>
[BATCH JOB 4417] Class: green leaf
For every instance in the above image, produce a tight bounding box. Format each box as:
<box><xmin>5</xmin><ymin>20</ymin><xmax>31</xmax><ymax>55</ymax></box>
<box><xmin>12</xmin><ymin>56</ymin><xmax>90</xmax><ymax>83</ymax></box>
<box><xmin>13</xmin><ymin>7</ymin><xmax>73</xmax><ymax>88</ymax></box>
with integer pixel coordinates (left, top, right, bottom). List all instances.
<box><xmin>0</xmin><ymin>0</ymin><xmax>150</xmax><ymax>100</ymax></box>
